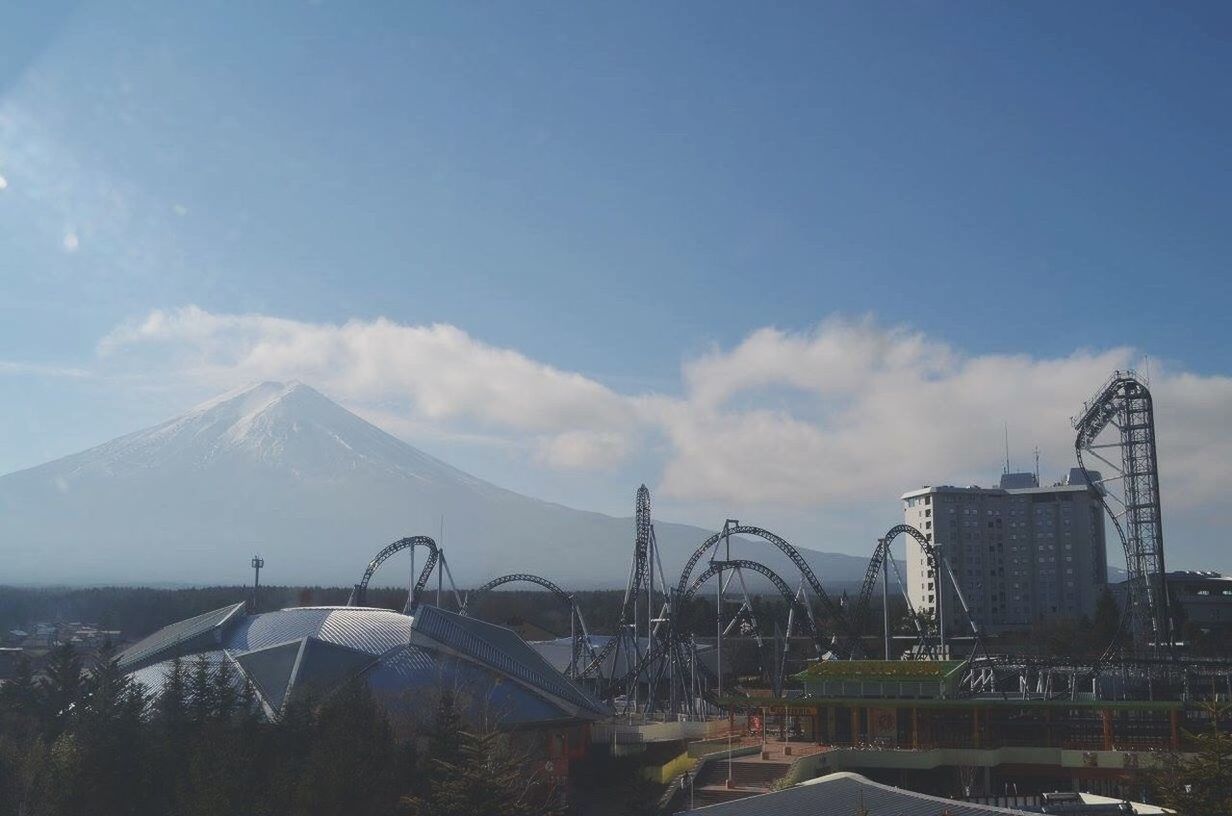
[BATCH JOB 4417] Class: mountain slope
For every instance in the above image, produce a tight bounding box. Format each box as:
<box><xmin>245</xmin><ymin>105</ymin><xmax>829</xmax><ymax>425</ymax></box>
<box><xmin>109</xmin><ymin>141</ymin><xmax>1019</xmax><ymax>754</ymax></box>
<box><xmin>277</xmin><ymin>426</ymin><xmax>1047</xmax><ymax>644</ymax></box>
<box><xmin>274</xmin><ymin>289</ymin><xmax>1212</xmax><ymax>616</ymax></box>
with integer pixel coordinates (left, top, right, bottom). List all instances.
<box><xmin>0</xmin><ymin>382</ymin><xmax>875</xmax><ymax>589</ymax></box>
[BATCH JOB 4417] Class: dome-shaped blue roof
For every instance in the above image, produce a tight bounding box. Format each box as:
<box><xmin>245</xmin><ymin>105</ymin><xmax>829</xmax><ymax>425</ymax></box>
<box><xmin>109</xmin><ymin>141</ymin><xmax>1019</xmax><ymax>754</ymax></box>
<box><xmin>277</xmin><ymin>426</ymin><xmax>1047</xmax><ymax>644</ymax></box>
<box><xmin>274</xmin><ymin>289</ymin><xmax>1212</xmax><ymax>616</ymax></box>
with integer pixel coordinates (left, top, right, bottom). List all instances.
<box><xmin>122</xmin><ymin>603</ymin><xmax>609</xmax><ymax>727</ymax></box>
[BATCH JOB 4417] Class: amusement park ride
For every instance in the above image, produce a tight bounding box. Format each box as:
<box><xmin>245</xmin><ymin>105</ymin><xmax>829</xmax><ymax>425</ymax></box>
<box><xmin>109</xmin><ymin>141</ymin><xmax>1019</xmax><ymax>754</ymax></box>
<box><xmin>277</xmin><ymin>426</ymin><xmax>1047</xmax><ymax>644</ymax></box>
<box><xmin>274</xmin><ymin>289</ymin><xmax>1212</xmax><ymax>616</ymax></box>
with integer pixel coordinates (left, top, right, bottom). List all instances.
<box><xmin>341</xmin><ymin>371</ymin><xmax>1214</xmax><ymax>714</ymax></box>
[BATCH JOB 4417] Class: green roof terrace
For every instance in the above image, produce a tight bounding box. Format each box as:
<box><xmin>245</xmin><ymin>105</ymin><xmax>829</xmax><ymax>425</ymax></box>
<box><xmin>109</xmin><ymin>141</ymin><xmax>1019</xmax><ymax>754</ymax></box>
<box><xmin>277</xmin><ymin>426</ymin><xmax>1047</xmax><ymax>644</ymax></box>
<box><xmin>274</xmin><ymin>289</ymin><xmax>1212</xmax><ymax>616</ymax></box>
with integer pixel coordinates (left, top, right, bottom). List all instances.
<box><xmin>795</xmin><ymin>660</ymin><xmax>968</xmax><ymax>700</ymax></box>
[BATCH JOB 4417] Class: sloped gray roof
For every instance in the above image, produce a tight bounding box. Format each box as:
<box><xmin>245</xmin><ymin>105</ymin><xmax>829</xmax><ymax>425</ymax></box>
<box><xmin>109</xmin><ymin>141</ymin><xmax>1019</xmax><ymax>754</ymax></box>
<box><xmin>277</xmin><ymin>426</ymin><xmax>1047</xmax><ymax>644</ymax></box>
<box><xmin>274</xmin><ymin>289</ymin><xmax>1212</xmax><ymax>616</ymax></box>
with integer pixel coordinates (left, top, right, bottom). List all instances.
<box><xmin>681</xmin><ymin>772</ymin><xmax>1033</xmax><ymax>816</ymax></box>
<box><xmin>367</xmin><ymin>644</ymin><xmax>568</xmax><ymax>727</ymax></box>
<box><xmin>119</xmin><ymin>603</ymin><xmax>245</xmax><ymax>672</ymax></box>
<box><xmin>235</xmin><ymin>639</ymin><xmax>302</xmax><ymax>711</ymax></box>
<box><xmin>412</xmin><ymin>605</ymin><xmax>609</xmax><ymax>717</ymax></box>
<box><xmin>290</xmin><ymin>637</ymin><xmax>378</xmax><ymax>702</ymax></box>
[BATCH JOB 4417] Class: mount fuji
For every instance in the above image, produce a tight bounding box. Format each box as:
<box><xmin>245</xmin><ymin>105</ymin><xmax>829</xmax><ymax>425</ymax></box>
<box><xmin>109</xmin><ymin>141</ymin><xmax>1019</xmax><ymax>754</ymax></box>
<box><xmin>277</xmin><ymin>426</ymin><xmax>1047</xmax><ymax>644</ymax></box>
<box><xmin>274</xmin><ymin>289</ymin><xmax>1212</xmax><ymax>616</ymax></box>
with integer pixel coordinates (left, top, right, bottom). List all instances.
<box><xmin>0</xmin><ymin>382</ymin><xmax>874</xmax><ymax>589</ymax></box>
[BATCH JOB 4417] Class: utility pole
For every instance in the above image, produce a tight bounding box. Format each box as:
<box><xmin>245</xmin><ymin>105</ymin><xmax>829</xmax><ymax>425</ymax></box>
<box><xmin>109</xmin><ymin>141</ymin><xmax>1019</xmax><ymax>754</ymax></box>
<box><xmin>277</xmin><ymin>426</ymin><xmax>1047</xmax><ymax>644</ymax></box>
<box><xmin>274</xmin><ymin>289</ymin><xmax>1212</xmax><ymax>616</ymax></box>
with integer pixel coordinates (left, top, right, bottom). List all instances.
<box><xmin>880</xmin><ymin>539</ymin><xmax>890</xmax><ymax>659</ymax></box>
<box><xmin>647</xmin><ymin>526</ymin><xmax>654</xmax><ymax>660</ymax></box>
<box><xmin>718</xmin><ymin>517</ymin><xmax>738</xmax><ymax>708</ymax></box>
<box><xmin>936</xmin><ymin>548</ymin><xmax>946</xmax><ymax>659</ymax></box>
<box><xmin>716</xmin><ymin>560</ymin><xmax>723</xmax><ymax>708</ymax></box>
<box><xmin>250</xmin><ymin>555</ymin><xmax>264</xmax><ymax>612</ymax></box>
<box><xmin>570</xmin><ymin>597</ymin><xmax>578</xmax><ymax>677</ymax></box>
<box><xmin>437</xmin><ymin>549</ymin><xmax>444</xmax><ymax>609</ymax></box>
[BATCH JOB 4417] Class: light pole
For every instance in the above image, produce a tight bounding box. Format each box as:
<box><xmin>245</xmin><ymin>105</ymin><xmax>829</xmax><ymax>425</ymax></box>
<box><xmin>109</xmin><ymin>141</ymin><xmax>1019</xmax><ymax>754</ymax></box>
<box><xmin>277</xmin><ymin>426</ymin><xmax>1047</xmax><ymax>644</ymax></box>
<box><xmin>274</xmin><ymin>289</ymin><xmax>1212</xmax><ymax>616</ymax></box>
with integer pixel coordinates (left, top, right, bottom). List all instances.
<box><xmin>935</xmin><ymin>546</ymin><xmax>946</xmax><ymax>658</ymax></box>
<box><xmin>727</xmin><ymin>719</ymin><xmax>733</xmax><ymax>789</ymax></box>
<box><xmin>761</xmin><ymin>705</ymin><xmax>767</xmax><ymax>756</ymax></box>
<box><xmin>250</xmin><ymin>555</ymin><xmax>264</xmax><ymax>611</ymax></box>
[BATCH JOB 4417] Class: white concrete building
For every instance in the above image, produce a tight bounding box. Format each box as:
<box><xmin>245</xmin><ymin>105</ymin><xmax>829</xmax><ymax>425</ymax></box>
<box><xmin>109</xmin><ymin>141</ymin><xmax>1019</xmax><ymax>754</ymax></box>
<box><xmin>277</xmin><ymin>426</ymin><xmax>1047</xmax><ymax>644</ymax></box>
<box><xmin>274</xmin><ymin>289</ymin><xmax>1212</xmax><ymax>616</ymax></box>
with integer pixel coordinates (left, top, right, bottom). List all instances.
<box><xmin>901</xmin><ymin>469</ymin><xmax>1108</xmax><ymax>633</ymax></box>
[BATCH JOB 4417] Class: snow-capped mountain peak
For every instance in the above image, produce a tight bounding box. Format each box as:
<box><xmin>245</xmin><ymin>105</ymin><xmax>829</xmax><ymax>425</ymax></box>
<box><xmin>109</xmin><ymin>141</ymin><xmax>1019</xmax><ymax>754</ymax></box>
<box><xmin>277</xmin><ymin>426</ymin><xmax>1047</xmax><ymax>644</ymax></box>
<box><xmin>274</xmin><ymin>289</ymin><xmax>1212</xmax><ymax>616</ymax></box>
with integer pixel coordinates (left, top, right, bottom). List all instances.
<box><xmin>0</xmin><ymin>383</ymin><xmax>873</xmax><ymax>588</ymax></box>
<box><xmin>24</xmin><ymin>381</ymin><xmax>472</xmax><ymax>488</ymax></box>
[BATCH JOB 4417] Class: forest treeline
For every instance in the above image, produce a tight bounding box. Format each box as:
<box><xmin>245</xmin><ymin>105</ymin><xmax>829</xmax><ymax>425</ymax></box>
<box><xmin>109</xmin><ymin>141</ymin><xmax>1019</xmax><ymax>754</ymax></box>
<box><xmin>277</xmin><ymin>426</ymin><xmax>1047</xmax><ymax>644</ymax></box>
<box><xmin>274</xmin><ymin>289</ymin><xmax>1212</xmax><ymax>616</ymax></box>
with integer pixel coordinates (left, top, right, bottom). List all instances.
<box><xmin>5</xmin><ymin>584</ymin><xmax>1191</xmax><ymax>661</ymax></box>
<box><xmin>0</xmin><ymin>641</ymin><xmax>596</xmax><ymax>816</ymax></box>
<box><xmin>0</xmin><ymin>584</ymin><xmax>852</xmax><ymax>645</ymax></box>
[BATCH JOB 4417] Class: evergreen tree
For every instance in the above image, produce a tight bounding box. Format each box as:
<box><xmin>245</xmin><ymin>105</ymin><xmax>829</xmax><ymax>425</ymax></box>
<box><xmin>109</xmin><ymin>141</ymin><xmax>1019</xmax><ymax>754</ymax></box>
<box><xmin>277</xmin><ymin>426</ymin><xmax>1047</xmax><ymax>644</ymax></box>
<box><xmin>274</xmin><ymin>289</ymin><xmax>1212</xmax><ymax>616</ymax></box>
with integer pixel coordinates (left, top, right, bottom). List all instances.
<box><xmin>291</xmin><ymin>681</ymin><xmax>399</xmax><ymax>816</ymax></box>
<box><xmin>0</xmin><ymin>730</ymin><xmax>48</xmax><ymax>816</ymax></box>
<box><xmin>1091</xmin><ymin>586</ymin><xmax>1123</xmax><ymax>653</ymax></box>
<box><xmin>0</xmin><ymin>653</ymin><xmax>38</xmax><ymax>716</ymax></box>
<box><xmin>622</xmin><ymin>769</ymin><xmax>660</xmax><ymax>816</ymax></box>
<box><xmin>80</xmin><ymin>641</ymin><xmax>126</xmax><ymax>723</ymax></box>
<box><xmin>428</xmin><ymin>689</ymin><xmax>463</xmax><ymax>766</ymax></box>
<box><xmin>406</xmin><ymin>729</ymin><xmax>563</xmax><ymax>816</ymax></box>
<box><xmin>40</xmin><ymin>642</ymin><xmax>82</xmax><ymax>733</ymax></box>
<box><xmin>1151</xmin><ymin>703</ymin><xmax>1232</xmax><ymax>816</ymax></box>
<box><xmin>212</xmin><ymin>656</ymin><xmax>238</xmax><ymax>723</ymax></box>
<box><xmin>65</xmin><ymin>641</ymin><xmax>151</xmax><ymax>816</ymax></box>
<box><xmin>188</xmin><ymin>654</ymin><xmax>216</xmax><ymax>726</ymax></box>
<box><xmin>156</xmin><ymin>655</ymin><xmax>190</xmax><ymax>731</ymax></box>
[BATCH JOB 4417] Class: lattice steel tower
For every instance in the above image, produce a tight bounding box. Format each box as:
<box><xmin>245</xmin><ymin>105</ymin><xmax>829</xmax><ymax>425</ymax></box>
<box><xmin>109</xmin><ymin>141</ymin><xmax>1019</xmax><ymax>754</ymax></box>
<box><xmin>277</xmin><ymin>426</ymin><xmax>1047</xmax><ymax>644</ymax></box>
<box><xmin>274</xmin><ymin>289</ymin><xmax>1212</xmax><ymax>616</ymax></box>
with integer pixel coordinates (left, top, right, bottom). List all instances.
<box><xmin>1072</xmin><ymin>370</ymin><xmax>1172</xmax><ymax>651</ymax></box>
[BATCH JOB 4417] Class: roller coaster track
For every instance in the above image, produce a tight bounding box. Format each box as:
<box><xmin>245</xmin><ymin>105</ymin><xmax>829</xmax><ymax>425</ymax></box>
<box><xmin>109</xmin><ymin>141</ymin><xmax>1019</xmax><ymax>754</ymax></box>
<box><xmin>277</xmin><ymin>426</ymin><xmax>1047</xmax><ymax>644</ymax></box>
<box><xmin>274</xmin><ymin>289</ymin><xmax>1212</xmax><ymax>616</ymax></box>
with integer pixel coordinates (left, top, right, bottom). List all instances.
<box><xmin>684</xmin><ymin>559</ymin><xmax>821</xmax><ymax>647</ymax></box>
<box><xmin>347</xmin><ymin>536</ymin><xmax>439</xmax><ymax>613</ymax></box>
<box><xmin>1073</xmin><ymin>370</ymin><xmax>1172</xmax><ymax>653</ymax></box>
<box><xmin>849</xmin><ymin>524</ymin><xmax>931</xmax><ymax>655</ymax></box>
<box><xmin>465</xmin><ymin>572</ymin><xmax>572</xmax><ymax>607</ymax></box>
<box><xmin>676</xmin><ymin>525</ymin><xmax>856</xmax><ymax>646</ymax></box>
<box><xmin>598</xmin><ymin>558</ymin><xmax>819</xmax><ymax>702</ymax></box>
<box><xmin>578</xmin><ymin>486</ymin><xmax>654</xmax><ymax>680</ymax></box>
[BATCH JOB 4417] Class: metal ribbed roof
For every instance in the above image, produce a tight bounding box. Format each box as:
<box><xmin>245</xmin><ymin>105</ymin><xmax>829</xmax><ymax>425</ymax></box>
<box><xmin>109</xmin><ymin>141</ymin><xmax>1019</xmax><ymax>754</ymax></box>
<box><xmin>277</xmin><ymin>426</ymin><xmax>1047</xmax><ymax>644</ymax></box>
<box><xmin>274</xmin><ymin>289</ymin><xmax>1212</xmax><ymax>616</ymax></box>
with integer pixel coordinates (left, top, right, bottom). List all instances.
<box><xmin>681</xmin><ymin>772</ymin><xmax>1032</xmax><ymax>815</ymax></box>
<box><xmin>412</xmin><ymin>605</ymin><xmax>608</xmax><ymax>716</ymax></box>
<box><xmin>119</xmin><ymin>603</ymin><xmax>244</xmax><ymax>671</ymax></box>
<box><xmin>128</xmin><ymin>650</ymin><xmax>246</xmax><ymax>696</ymax></box>
<box><xmin>226</xmin><ymin>607</ymin><xmax>411</xmax><ymax>655</ymax></box>
<box><xmin>291</xmin><ymin>638</ymin><xmax>379</xmax><ymax>701</ymax></box>
<box><xmin>366</xmin><ymin>644</ymin><xmax>564</xmax><ymax>726</ymax></box>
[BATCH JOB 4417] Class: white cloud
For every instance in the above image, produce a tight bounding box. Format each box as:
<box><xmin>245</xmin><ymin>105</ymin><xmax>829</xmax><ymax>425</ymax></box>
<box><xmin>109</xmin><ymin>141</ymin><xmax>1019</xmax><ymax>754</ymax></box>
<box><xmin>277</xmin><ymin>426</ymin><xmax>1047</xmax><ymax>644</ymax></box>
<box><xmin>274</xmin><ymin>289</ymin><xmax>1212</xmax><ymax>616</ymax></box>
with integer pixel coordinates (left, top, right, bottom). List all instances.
<box><xmin>535</xmin><ymin>430</ymin><xmax>630</xmax><ymax>470</ymax></box>
<box><xmin>94</xmin><ymin>308</ymin><xmax>1232</xmax><ymax>527</ymax></box>
<box><xmin>657</xmin><ymin>320</ymin><xmax>1232</xmax><ymax>519</ymax></box>
<box><xmin>99</xmin><ymin>306</ymin><xmax>641</xmax><ymax>469</ymax></box>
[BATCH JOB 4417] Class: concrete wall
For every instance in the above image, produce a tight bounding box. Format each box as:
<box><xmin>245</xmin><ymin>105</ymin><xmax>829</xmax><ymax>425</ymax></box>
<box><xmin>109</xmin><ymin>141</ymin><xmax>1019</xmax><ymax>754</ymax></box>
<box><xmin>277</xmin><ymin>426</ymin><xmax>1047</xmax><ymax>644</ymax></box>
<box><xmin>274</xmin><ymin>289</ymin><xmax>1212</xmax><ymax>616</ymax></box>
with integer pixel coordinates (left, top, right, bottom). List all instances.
<box><xmin>591</xmin><ymin>718</ymin><xmax>729</xmax><ymax>746</ymax></box>
<box><xmin>642</xmin><ymin>751</ymin><xmax>696</xmax><ymax>784</ymax></box>
<box><xmin>786</xmin><ymin>745</ymin><xmax>1183</xmax><ymax>779</ymax></box>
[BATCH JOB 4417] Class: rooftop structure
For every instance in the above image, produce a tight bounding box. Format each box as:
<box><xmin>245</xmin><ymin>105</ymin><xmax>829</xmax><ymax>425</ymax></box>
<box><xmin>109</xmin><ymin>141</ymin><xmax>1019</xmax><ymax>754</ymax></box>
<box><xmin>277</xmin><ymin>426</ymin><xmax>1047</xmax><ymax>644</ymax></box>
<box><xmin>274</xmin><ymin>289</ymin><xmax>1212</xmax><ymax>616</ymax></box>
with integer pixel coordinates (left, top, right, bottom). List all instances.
<box><xmin>1163</xmin><ymin>570</ymin><xmax>1232</xmax><ymax>634</ymax></box>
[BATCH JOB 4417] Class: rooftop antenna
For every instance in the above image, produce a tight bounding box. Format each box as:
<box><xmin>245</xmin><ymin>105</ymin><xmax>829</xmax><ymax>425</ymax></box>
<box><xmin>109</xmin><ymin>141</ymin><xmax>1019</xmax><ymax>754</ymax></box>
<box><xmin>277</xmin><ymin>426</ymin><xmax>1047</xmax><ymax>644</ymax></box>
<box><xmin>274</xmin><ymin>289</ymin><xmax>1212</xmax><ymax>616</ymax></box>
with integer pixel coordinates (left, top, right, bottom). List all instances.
<box><xmin>1003</xmin><ymin>422</ymin><xmax>1011</xmax><ymax>475</ymax></box>
<box><xmin>1034</xmin><ymin>445</ymin><xmax>1040</xmax><ymax>486</ymax></box>
<box><xmin>438</xmin><ymin>514</ymin><xmax>446</xmax><ymax>608</ymax></box>
<box><xmin>250</xmin><ymin>554</ymin><xmax>264</xmax><ymax>612</ymax></box>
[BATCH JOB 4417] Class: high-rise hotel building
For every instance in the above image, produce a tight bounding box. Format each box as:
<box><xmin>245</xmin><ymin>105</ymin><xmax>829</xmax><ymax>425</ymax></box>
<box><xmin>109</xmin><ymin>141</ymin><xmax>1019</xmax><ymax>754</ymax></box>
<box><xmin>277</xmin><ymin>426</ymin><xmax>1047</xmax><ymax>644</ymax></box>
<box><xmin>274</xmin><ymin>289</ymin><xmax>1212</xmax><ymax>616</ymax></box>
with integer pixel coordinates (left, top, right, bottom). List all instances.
<box><xmin>901</xmin><ymin>470</ymin><xmax>1108</xmax><ymax>633</ymax></box>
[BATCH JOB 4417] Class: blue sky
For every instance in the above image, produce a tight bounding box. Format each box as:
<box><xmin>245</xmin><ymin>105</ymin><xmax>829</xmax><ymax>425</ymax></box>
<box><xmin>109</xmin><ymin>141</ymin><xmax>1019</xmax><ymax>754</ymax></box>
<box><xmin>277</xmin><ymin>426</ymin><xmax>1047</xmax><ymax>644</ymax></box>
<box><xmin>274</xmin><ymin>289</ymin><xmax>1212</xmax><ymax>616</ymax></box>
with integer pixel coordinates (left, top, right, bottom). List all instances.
<box><xmin>1</xmin><ymin>2</ymin><xmax>1230</xmax><ymax>567</ymax></box>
